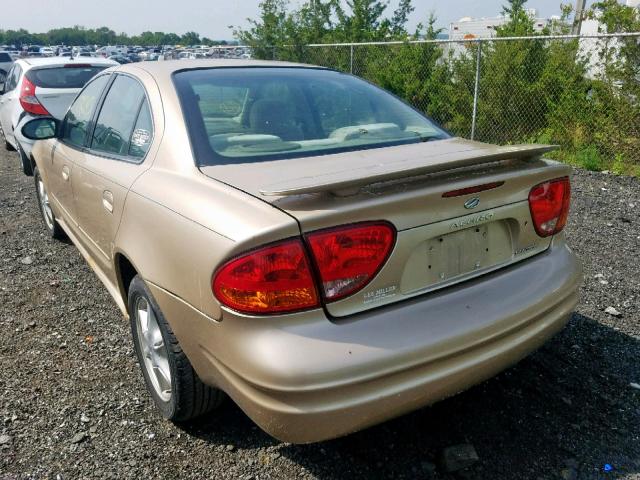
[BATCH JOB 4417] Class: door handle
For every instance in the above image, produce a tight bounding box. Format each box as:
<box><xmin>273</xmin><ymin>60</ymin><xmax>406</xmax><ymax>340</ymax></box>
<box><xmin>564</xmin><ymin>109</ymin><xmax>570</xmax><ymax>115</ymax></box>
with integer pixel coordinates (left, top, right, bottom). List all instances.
<box><xmin>61</xmin><ymin>165</ymin><xmax>70</xmax><ymax>181</ymax></box>
<box><xmin>102</xmin><ymin>190</ymin><xmax>114</xmax><ymax>213</ymax></box>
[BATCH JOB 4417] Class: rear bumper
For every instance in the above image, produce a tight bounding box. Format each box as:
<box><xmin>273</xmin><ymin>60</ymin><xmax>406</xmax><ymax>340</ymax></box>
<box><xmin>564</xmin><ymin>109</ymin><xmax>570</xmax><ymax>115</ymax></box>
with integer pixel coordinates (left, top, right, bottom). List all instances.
<box><xmin>149</xmin><ymin>237</ymin><xmax>582</xmax><ymax>443</ymax></box>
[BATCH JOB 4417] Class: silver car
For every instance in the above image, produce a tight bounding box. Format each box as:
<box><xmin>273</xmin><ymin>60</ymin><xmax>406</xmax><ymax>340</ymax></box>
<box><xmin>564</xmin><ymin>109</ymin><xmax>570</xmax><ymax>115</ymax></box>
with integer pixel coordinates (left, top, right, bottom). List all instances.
<box><xmin>0</xmin><ymin>56</ymin><xmax>117</xmax><ymax>175</ymax></box>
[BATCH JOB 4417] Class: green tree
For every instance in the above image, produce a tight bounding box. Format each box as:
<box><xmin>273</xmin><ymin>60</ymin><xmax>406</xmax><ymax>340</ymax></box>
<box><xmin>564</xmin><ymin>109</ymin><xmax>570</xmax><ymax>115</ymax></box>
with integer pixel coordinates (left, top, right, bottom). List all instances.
<box><xmin>389</xmin><ymin>0</ymin><xmax>415</xmax><ymax>37</ymax></box>
<box><xmin>181</xmin><ymin>31</ymin><xmax>201</xmax><ymax>46</ymax></box>
<box><xmin>362</xmin><ymin>14</ymin><xmax>452</xmax><ymax>122</ymax></box>
<box><xmin>334</xmin><ymin>0</ymin><xmax>389</xmax><ymax>42</ymax></box>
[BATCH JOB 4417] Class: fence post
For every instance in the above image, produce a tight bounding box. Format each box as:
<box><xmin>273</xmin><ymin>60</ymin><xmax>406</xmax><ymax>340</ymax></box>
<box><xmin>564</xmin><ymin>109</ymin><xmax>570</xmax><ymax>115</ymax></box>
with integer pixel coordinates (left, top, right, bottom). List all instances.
<box><xmin>350</xmin><ymin>44</ymin><xmax>354</xmax><ymax>74</ymax></box>
<box><xmin>471</xmin><ymin>39</ymin><xmax>483</xmax><ymax>141</ymax></box>
<box><xmin>272</xmin><ymin>46</ymin><xmax>277</xmax><ymax>60</ymax></box>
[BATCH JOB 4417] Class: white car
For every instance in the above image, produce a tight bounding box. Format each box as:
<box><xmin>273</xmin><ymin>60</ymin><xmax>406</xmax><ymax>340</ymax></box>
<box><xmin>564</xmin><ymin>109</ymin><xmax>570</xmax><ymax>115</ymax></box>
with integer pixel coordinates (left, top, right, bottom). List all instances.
<box><xmin>39</xmin><ymin>47</ymin><xmax>55</xmax><ymax>57</ymax></box>
<box><xmin>0</xmin><ymin>56</ymin><xmax>117</xmax><ymax>175</ymax></box>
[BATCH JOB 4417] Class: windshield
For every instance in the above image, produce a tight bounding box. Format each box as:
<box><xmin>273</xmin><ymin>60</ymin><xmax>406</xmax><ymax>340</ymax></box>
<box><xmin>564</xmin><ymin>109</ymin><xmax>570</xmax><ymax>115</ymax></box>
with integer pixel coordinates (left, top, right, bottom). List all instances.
<box><xmin>173</xmin><ymin>67</ymin><xmax>449</xmax><ymax>165</ymax></box>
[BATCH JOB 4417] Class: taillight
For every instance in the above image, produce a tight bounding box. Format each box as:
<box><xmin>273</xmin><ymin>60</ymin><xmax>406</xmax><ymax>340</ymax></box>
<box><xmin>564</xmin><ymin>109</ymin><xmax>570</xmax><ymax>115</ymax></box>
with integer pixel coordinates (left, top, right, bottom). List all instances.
<box><xmin>306</xmin><ymin>222</ymin><xmax>396</xmax><ymax>302</ymax></box>
<box><xmin>19</xmin><ymin>77</ymin><xmax>50</xmax><ymax>116</ymax></box>
<box><xmin>212</xmin><ymin>222</ymin><xmax>396</xmax><ymax>314</ymax></box>
<box><xmin>528</xmin><ymin>177</ymin><xmax>571</xmax><ymax>237</ymax></box>
<box><xmin>212</xmin><ymin>239</ymin><xmax>319</xmax><ymax>314</ymax></box>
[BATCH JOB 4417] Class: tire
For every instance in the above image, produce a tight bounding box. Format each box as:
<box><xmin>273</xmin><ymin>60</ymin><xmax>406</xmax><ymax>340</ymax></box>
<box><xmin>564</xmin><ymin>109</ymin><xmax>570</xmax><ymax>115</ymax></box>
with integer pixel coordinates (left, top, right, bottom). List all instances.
<box><xmin>17</xmin><ymin>143</ymin><xmax>34</xmax><ymax>176</ymax></box>
<box><xmin>128</xmin><ymin>275</ymin><xmax>223</xmax><ymax>421</ymax></box>
<box><xmin>33</xmin><ymin>167</ymin><xmax>66</xmax><ymax>239</ymax></box>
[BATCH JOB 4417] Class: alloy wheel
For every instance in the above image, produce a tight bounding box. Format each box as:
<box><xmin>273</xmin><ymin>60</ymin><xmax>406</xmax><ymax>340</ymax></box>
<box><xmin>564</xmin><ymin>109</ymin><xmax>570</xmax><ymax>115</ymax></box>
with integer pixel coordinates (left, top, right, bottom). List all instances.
<box><xmin>134</xmin><ymin>296</ymin><xmax>172</xmax><ymax>402</ymax></box>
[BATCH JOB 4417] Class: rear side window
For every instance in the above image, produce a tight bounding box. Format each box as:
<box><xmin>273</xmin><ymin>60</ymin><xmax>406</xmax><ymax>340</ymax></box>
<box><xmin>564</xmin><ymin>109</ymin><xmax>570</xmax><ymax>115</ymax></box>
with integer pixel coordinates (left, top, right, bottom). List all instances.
<box><xmin>62</xmin><ymin>74</ymin><xmax>110</xmax><ymax>148</ymax></box>
<box><xmin>128</xmin><ymin>100</ymin><xmax>153</xmax><ymax>159</ymax></box>
<box><xmin>91</xmin><ymin>75</ymin><xmax>152</xmax><ymax>160</ymax></box>
<box><xmin>0</xmin><ymin>53</ymin><xmax>11</xmax><ymax>62</ymax></box>
<box><xmin>26</xmin><ymin>66</ymin><xmax>107</xmax><ymax>89</ymax></box>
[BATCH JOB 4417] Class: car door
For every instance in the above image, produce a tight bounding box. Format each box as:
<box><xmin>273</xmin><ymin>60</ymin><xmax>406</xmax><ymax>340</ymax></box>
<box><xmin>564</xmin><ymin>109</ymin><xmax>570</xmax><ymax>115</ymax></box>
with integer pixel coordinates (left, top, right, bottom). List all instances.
<box><xmin>0</xmin><ymin>63</ymin><xmax>21</xmax><ymax>144</ymax></box>
<box><xmin>50</xmin><ymin>74</ymin><xmax>111</xmax><ymax>225</ymax></box>
<box><xmin>71</xmin><ymin>73</ymin><xmax>155</xmax><ymax>275</ymax></box>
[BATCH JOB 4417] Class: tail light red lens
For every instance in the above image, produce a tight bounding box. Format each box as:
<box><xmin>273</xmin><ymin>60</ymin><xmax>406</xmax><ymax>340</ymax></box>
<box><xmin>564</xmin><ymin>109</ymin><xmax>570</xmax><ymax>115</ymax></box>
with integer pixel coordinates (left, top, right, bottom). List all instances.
<box><xmin>306</xmin><ymin>222</ymin><xmax>396</xmax><ymax>302</ymax></box>
<box><xmin>212</xmin><ymin>222</ymin><xmax>396</xmax><ymax>314</ymax></box>
<box><xmin>19</xmin><ymin>77</ymin><xmax>50</xmax><ymax>116</ymax></box>
<box><xmin>528</xmin><ymin>177</ymin><xmax>571</xmax><ymax>237</ymax></box>
<box><xmin>212</xmin><ymin>239</ymin><xmax>319</xmax><ymax>314</ymax></box>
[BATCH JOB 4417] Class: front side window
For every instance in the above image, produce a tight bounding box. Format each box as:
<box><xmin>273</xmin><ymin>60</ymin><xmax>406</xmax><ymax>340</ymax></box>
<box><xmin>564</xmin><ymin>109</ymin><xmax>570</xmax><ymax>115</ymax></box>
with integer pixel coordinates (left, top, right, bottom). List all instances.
<box><xmin>173</xmin><ymin>68</ymin><xmax>449</xmax><ymax>166</ymax></box>
<box><xmin>61</xmin><ymin>74</ymin><xmax>110</xmax><ymax>148</ymax></box>
<box><xmin>91</xmin><ymin>75</ymin><xmax>151</xmax><ymax>160</ymax></box>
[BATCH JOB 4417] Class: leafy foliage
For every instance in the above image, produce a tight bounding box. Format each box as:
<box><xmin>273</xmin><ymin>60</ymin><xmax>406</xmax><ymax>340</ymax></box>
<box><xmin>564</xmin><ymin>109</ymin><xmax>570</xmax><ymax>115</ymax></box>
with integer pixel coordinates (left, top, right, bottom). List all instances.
<box><xmin>237</xmin><ymin>0</ymin><xmax>639</xmax><ymax>173</ymax></box>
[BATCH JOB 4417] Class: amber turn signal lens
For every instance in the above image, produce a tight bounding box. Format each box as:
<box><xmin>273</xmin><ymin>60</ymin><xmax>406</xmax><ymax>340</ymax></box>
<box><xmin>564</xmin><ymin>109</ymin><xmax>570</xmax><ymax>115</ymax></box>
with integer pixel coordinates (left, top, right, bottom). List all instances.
<box><xmin>212</xmin><ymin>239</ymin><xmax>319</xmax><ymax>314</ymax></box>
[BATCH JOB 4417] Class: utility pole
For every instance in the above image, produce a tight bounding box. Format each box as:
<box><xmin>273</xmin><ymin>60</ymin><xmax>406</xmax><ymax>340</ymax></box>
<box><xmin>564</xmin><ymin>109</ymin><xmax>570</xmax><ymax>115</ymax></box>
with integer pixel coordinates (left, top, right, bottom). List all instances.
<box><xmin>572</xmin><ymin>0</ymin><xmax>587</xmax><ymax>35</ymax></box>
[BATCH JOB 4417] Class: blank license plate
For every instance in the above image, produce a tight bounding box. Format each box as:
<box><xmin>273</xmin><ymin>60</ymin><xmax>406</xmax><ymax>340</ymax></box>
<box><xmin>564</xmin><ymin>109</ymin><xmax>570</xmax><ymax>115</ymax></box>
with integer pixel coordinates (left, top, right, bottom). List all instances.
<box><xmin>425</xmin><ymin>222</ymin><xmax>512</xmax><ymax>285</ymax></box>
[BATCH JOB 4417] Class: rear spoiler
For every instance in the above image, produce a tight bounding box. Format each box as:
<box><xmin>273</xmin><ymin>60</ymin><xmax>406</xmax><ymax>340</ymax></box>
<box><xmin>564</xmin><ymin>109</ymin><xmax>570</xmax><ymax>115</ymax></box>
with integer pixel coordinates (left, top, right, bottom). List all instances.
<box><xmin>259</xmin><ymin>144</ymin><xmax>557</xmax><ymax>196</ymax></box>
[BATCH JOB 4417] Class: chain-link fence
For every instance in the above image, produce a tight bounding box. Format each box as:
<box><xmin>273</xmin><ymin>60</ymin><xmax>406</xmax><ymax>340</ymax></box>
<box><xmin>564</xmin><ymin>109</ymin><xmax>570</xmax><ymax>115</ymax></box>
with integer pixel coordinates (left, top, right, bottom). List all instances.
<box><xmin>266</xmin><ymin>33</ymin><xmax>640</xmax><ymax>173</ymax></box>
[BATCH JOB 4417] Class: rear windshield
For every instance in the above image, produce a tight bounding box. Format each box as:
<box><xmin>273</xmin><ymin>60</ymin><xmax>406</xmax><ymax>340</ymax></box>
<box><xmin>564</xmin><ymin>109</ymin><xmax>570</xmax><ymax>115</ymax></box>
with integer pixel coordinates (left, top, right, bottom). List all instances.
<box><xmin>173</xmin><ymin>67</ymin><xmax>449</xmax><ymax>165</ymax></box>
<box><xmin>26</xmin><ymin>66</ymin><xmax>107</xmax><ymax>88</ymax></box>
<box><xmin>0</xmin><ymin>53</ymin><xmax>11</xmax><ymax>62</ymax></box>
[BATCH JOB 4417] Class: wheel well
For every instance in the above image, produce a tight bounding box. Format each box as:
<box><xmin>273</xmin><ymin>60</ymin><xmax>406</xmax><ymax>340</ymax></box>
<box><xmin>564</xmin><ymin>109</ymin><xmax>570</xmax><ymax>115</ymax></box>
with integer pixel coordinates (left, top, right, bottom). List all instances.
<box><xmin>116</xmin><ymin>254</ymin><xmax>138</xmax><ymax>307</ymax></box>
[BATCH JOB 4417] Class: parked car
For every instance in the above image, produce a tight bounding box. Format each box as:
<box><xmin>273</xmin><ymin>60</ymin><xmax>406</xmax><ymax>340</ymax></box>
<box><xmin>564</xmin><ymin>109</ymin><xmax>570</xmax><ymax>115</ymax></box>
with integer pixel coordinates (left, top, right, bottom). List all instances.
<box><xmin>96</xmin><ymin>45</ymin><xmax>125</xmax><ymax>57</ymax></box>
<box><xmin>39</xmin><ymin>47</ymin><xmax>55</xmax><ymax>57</ymax></box>
<box><xmin>108</xmin><ymin>55</ymin><xmax>131</xmax><ymax>64</ymax></box>
<box><xmin>0</xmin><ymin>56</ymin><xmax>117</xmax><ymax>175</ymax></box>
<box><xmin>26</xmin><ymin>45</ymin><xmax>42</xmax><ymax>56</ymax></box>
<box><xmin>21</xmin><ymin>60</ymin><xmax>582</xmax><ymax>444</ymax></box>
<box><xmin>0</xmin><ymin>51</ymin><xmax>13</xmax><ymax>76</ymax></box>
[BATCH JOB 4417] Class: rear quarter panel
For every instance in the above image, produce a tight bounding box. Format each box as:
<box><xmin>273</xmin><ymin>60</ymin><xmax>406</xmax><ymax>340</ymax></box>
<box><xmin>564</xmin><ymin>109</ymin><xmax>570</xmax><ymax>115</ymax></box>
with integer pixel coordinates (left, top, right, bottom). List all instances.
<box><xmin>116</xmin><ymin>168</ymin><xmax>301</xmax><ymax>319</ymax></box>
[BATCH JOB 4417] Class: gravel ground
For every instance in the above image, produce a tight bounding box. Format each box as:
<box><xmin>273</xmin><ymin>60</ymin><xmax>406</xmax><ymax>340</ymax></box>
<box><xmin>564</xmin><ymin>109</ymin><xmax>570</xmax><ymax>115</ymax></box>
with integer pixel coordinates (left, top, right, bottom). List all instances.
<box><xmin>0</xmin><ymin>146</ymin><xmax>639</xmax><ymax>480</ymax></box>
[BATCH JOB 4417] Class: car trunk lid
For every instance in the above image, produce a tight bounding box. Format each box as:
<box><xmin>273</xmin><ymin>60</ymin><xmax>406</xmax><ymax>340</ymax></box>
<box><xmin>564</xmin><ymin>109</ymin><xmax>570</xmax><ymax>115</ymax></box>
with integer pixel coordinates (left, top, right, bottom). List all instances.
<box><xmin>34</xmin><ymin>89</ymin><xmax>80</xmax><ymax>118</ymax></box>
<box><xmin>201</xmin><ymin>138</ymin><xmax>571</xmax><ymax>317</ymax></box>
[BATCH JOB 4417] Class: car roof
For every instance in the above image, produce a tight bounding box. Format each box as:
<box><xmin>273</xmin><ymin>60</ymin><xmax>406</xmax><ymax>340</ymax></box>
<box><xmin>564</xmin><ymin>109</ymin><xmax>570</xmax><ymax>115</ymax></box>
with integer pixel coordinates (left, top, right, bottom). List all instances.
<box><xmin>16</xmin><ymin>56</ymin><xmax>118</xmax><ymax>69</ymax></box>
<box><xmin>118</xmin><ymin>59</ymin><xmax>323</xmax><ymax>80</ymax></box>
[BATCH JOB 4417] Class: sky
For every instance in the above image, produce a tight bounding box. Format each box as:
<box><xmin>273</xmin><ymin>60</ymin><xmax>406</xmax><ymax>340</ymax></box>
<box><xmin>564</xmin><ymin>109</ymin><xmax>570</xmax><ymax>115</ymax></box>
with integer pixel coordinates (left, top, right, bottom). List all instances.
<box><xmin>0</xmin><ymin>0</ymin><xmax>597</xmax><ymax>40</ymax></box>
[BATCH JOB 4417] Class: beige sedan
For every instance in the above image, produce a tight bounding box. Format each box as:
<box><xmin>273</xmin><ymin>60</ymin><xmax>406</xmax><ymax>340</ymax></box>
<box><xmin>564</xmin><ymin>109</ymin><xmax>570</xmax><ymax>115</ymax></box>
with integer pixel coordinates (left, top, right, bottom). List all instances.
<box><xmin>21</xmin><ymin>60</ymin><xmax>582</xmax><ymax>443</ymax></box>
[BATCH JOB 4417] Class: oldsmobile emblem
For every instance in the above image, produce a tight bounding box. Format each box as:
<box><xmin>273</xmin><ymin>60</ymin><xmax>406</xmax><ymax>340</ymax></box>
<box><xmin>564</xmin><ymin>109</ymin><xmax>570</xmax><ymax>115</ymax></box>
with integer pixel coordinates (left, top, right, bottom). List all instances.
<box><xmin>464</xmin><ymin>197</ymin><xmax>480</xmax><ymax>209</ymax></box>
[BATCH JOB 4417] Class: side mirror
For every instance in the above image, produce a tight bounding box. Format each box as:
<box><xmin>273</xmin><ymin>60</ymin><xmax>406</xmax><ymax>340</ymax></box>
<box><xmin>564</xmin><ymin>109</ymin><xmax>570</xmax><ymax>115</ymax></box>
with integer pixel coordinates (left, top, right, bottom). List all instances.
<box><xmin>21</xmin><ymin>117</ymin><xmax>60</xmax><ymax>140</ymax></box>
